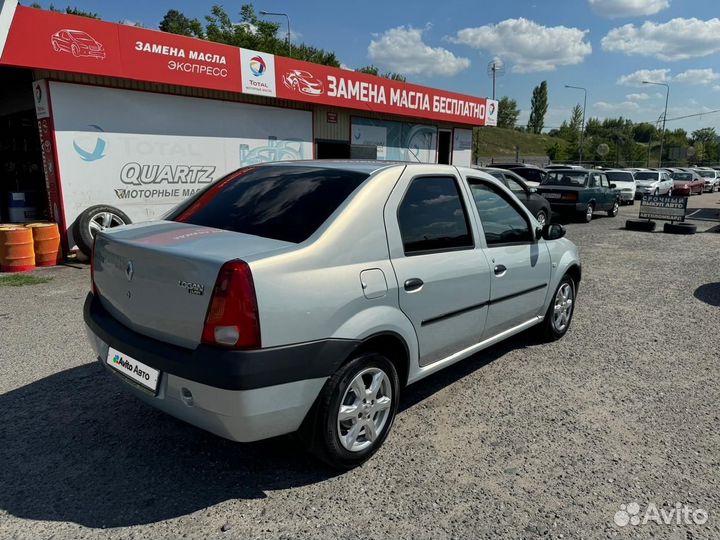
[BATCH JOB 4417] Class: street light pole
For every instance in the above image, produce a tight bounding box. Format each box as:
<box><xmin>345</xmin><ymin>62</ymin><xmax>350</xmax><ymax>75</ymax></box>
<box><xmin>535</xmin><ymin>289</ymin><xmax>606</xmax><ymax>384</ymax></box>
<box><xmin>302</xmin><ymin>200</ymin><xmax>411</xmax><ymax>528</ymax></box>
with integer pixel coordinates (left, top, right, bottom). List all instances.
<box><xmin>259</xmin><ymin>10</ymin><xmax>291</xmax><ymax>56</ymax></box>
<box><xmin>643</xmin><ymin>80</ymin><xmax>669</xmax><ymax>167</ymax></box>
<box><xmin>565</xmin><ymin>85</ymin><xmax>587</xmax><ymax>165</ymax></box>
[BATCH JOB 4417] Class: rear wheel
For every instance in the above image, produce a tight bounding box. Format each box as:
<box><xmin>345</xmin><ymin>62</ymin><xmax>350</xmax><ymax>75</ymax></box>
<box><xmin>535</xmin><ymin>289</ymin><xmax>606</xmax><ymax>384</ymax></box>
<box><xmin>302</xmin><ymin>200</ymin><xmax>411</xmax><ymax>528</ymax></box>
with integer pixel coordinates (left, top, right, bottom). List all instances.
<box><xmin>607</xmin><ymin>200</ymin><xmax>619</xmax><ymax>217</ymax></box>
<box><xmin>581</xmin><ymin>203</ymin><xmax>594</xmax><ymax>223</ymax></box>
<box><xmin>305</xmin><ymin>353</ymin><xmax>400</xmax><ymax>469</ymax></box>
<box><xmin>538</xmin><ymin>275</ymin><xmax>575</xmax><ymax>341</ymax></box>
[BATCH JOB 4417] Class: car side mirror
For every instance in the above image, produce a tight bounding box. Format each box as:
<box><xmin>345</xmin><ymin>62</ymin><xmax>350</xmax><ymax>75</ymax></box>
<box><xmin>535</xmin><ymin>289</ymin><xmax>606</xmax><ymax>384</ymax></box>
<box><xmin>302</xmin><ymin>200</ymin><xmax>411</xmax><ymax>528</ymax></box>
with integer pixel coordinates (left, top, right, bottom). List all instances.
<box><xmin>529</xmin><ymin>187</ymin><xmax>537</xmax><ymax>193</ymax></box>
<box><xmin>542</xmin><ymin>223</ymin><xmax>566</xmax><ymax>241</ymax></box>
<box><xmin>610</xmin><ymin>183</ymin><xmax>617</xmax><ymax>189</ymax></box>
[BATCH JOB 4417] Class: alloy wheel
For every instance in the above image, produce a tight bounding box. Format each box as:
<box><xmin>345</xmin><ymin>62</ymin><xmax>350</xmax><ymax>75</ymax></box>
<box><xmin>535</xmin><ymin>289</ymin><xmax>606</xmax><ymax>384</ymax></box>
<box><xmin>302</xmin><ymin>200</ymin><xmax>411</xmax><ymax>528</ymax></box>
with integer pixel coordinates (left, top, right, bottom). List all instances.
<box><xmin>337</xmin><ymin>368</ymin><xmax>393</xmax><ymax>452</ymax></box>
<box><xmin>88</xmin><ymin>211</ymin><xmax>126</xmax><ymax>238</ymax></box>
<box><xmin>553</xmin><ymin>282</ymin><xmax>574</xmax><ymax>333</ymax></box>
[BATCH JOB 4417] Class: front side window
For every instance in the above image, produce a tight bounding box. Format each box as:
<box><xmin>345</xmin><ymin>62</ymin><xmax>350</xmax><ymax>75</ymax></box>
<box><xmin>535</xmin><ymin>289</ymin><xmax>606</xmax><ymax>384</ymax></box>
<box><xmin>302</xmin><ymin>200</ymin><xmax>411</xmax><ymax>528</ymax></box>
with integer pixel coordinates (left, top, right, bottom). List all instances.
<box><xmin>600</xmin><ymin>175</ymin><xmax>610</xmax><ymax>188</ymax></box>
<box><xmin>171</xmin><ymin>165</ymin><xmax>369</xmax><ymax>244</ymax></box>
<box><xmin>468</xmin><ymin>181</ymin><xmax>533</xmax><ymax>246</ymax></box>
<box><xmin>397</xmin><ymin>176</ymin><xmax>473</xmax><ymax>255</ymax></box>
<box><xmin>505</xmin><ymin>177</ymin><xmax>527</xmax><ymax>195</ymax></box>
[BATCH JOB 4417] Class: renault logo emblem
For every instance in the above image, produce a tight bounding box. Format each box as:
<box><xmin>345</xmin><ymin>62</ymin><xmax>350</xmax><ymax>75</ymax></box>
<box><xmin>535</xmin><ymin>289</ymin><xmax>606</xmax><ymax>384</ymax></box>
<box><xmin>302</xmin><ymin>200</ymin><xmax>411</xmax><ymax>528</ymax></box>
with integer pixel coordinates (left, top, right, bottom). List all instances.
<box><xmin>126</xmin><ymin>261</ymin><xmax>134</xmax><ymax>282</ymax></box>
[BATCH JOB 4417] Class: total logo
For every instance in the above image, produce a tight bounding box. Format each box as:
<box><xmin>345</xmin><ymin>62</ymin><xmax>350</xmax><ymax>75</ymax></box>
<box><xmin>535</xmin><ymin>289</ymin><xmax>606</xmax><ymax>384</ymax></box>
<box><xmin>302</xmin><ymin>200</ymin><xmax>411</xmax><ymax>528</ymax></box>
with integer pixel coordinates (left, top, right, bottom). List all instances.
<box><xmin>249</xmin><ymin>56</ymin><xmax>266</xmax><ymax>77</ymax></box>
<box><xmin>73</xmin><ymin>124</ymin><xmax>107</xmax><ymax>162</ymax></box>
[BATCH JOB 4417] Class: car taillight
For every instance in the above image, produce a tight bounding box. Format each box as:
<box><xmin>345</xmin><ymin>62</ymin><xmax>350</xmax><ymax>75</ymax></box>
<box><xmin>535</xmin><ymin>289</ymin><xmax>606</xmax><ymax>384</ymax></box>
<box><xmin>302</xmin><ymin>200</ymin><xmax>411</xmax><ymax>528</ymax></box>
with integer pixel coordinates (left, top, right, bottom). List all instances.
<box><xmin>201</xmin><ymin>260</ymin><xmax>261</xmax><ymax>350</ymax></box>
<box><xmin>561</xmin><ymin>192</ymin><xmax>578</xmax><ymax>201</ymax></box>
<box><xmin>90</xmin><ymin>237</ymin><xmax>97</xmax><ymax>294</ymax></box>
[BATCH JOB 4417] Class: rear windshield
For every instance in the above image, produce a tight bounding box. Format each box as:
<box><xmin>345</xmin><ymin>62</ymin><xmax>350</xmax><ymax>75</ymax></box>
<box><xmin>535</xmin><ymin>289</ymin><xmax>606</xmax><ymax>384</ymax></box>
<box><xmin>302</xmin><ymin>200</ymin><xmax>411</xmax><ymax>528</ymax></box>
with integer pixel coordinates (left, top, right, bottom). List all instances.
<box><xmin>169</xmin><ymin>165</ymin><xmax>369</xmax><ymax>243</ymax></box>
<box><xmin>634</xmin><ymin>172</ymin><xmax>659</xmax><ymax>180</ymax></box>
<box><xmin>605</xmin><ymin>171</ymin><xmax>634</xmax><ymax>182</ymax></box>
<box><xmin>543</xmin><ymin>171</ymin><xmax>588</xmax><ymax>187</ymax></box>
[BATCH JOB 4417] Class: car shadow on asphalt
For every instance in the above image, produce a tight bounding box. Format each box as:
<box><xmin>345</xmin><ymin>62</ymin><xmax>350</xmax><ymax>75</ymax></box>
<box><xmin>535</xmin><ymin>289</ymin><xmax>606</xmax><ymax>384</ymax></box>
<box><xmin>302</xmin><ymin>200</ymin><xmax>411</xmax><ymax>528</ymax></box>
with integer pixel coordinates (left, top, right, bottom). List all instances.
<box><xmin>693</xmin><ymin>282</ymin><xmax>720</xmax><ymax>307</ymax></box>
<box><xmin>0</xmin><ymin>333</ymin><xmax>536</xmax><ymax>528</ymax></box>
<box><xmin>0</xmin><ymin>362</ymin><xmax>337</xmax><ymax>528</ymax></box>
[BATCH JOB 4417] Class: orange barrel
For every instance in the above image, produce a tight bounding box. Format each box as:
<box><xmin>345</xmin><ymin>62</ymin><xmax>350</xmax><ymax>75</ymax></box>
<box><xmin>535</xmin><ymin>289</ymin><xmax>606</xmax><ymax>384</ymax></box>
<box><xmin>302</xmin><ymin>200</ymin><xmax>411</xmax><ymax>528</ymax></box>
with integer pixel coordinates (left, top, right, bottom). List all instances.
<box><xmin>26</xmin><ymin>223</ymin><xmax>61</xmax><ymax>267</ymax></box>
<box><xmin>0</xmin><ymin>227</ymin><xmax>35</xmax><ymax>272</ymax></box>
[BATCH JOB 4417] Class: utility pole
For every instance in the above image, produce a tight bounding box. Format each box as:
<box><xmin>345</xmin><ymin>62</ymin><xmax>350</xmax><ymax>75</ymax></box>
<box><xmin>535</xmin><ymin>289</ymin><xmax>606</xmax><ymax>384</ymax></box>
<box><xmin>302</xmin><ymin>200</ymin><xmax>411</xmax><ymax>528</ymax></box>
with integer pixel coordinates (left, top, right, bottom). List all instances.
<box><xmin>643</xmin><ymin>81</ymin><xmax>670</xmax><ymax>167</ymax></box>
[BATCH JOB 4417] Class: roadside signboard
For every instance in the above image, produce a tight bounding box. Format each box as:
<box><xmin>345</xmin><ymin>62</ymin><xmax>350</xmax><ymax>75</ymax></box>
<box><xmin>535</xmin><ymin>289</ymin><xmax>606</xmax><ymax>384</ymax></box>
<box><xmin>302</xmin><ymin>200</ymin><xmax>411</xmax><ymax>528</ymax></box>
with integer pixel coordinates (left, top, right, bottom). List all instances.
<box><xmin>639</xmin><ymin>195</ymin><xmax>688</xmax><ymax>222</ymax></box>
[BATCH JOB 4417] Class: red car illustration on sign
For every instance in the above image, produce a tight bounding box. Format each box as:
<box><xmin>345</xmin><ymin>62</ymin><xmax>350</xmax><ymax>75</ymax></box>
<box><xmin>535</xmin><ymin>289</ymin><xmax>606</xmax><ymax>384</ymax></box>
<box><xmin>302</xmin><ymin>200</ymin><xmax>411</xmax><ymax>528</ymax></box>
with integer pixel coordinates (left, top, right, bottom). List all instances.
<box><xmin>282</xmin><ymin>69</ymin><xmax>324</xmax><ymax>96</ymax></box>
<box><xmin>51</xmin><ymin>29</ymin><xmax>106</xmax><ymax>59</ymax></box>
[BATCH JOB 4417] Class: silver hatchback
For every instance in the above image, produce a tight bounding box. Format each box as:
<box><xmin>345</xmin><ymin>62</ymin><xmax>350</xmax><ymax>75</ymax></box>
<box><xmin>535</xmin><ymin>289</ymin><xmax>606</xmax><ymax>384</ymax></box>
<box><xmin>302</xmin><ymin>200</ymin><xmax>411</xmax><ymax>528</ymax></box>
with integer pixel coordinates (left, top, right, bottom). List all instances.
<box><xmin>85</xmin><ymin>161</ymin><xmax>581</xmax><ymax>468</ymax></box>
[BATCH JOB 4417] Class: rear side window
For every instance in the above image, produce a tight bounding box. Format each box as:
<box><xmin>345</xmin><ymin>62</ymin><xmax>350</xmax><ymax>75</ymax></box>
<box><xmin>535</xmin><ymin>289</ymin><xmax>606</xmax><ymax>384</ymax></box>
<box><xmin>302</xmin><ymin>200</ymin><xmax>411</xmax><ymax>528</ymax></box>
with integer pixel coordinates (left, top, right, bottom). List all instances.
<box><xmin>468</xmin><ymin>182</ymin><xmax>532</xmax><ymax>246</ymax></box>
<box><xmin>397</xmin><ymin>176</ymin><xmax>473</xmax><ymax>255</ymax></box>
<box><xmin>170</xmin><ymin>166</ymin><xmax>368</xmax><ymax>243</ymax></box>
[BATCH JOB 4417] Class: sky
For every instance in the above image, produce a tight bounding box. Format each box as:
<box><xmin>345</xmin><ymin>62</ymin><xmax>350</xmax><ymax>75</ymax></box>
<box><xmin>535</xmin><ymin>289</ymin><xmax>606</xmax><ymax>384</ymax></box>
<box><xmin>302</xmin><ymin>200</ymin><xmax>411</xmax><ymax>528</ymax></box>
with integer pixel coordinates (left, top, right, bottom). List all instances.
<box><xmin>28</xmin><ymin>0</ymin><xmax>720</xmax><ymax>134</ymax></box>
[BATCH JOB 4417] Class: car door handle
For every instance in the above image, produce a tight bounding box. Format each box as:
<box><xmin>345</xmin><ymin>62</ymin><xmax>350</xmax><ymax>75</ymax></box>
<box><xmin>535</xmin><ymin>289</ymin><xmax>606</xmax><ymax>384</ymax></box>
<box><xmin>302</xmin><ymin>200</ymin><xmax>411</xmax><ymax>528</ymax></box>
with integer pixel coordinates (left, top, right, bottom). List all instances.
<box><xmin>404</xmin><ymin>278</ymin><xmax>424</xmax><ymax>292</ymax></box>
<box><xmin>494</xmin><ymin>264</ymin><xmax>507</xmax><ymax>276</ymax></box>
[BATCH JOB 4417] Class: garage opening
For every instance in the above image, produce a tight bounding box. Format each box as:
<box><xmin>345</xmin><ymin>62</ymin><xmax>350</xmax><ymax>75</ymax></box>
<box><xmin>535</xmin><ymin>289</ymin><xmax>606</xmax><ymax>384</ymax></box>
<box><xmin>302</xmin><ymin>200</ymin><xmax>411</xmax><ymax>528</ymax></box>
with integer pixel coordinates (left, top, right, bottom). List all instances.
<box><xmin>437</xmin><ymin>130</ymin><xmax>452</xmax><ymax>165</ymax></box>
<box><xmin>316</xmin><ymin>139</ymin><xmax>351</xmax><ymax>159</ymax></box>
<box><xmin>0</xmin><ymin>68</ymin><xmax>46</xmax><ymax>223</ymax></box>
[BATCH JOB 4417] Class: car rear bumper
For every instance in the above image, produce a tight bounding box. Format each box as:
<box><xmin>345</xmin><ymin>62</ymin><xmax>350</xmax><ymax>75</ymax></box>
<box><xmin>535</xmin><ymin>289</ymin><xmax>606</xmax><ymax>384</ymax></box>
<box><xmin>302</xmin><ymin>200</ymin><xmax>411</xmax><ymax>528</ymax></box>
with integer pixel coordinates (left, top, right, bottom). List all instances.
<box><xmin>545</xmin><ymin>201</ymin><xmax>585</xmax><ymax>212</ymax></box>
<box><xmin>619</xmin><ymin>192</ymin><xmax>635</xmax><ymax>201</ymax></box>
<box><xmin>84</xmin><ymin>292</ymin><xmax>359</xmax><ymax>441</ymax></box>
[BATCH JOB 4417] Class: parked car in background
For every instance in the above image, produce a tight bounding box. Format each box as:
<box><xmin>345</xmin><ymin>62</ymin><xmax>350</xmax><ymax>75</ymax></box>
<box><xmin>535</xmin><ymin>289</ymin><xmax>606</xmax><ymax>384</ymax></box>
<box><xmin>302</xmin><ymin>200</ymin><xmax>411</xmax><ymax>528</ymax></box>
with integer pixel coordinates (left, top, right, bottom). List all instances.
<box><xmin>546</xmin><ymin>164</ymin><xmax>584</xmax><ymax>170</ymax></box>
<box><xmin>671</xmin><ymin>171</ymin><xmax>704</xmax><ymax>196</ymax></box>
<box><xmin>85</xmin><ymin>161</ymin><xmax>581</xmax><ymax>468</ymax></box>
<box><xmin>605</xmin><ymin>170</ymin><xmax>636</xmax><ymax>205</ymax></box>
<box><xmin>477</xmin><ymin>167</ymin><xmax>553</xmax><ymax>226</ymax></box>
<box><xmin>538</xmin><ymin>169</ymin><xmax>620</xmax><ymax>222</ymax></box>
<box><xmin>505</xmin><ymin>165</ymin><xmax>547</xmax><ymax>187</ymax></box>
<box><xmin>695</xmin><ymin>169</ymin><xmax>719</xmax><ymax>192</ymax></box>
<box><xmin>633</xmin><ymin>170</ymin><xmax>673</xmax><ymax>198</ymax></box>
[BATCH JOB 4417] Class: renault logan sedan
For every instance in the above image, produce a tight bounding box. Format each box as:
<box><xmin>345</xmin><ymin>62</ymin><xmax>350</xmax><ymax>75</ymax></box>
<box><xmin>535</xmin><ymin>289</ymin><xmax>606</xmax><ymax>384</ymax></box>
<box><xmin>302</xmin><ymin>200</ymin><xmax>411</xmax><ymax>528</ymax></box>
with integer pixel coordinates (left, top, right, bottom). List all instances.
<box><xmin>85</xmin><ymin>162</ymin><xmax>581</xmax><ymax>468</ymax></box>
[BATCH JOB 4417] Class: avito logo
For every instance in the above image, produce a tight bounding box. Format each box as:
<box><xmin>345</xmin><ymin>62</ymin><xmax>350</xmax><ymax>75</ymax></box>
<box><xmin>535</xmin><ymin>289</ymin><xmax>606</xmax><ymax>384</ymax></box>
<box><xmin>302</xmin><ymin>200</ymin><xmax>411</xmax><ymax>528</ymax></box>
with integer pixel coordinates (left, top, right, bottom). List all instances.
<box><xmin>249</xmin><ymin>56</ymin><xmax>266</xmax><ymax>77</ymax></box>
<box><xmin>73</xmin><ymin>124</ymin><xmax>107</xmax><ymax>162</ymax></box>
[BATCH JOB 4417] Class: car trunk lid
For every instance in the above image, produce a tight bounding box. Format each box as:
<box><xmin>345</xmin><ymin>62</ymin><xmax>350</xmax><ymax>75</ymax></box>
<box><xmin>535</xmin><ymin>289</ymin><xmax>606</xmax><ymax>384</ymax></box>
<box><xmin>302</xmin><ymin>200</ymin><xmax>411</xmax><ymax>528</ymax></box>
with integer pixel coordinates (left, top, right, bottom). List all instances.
<box><xmin>93</xmin><ymin>221</ymin><xmax>293</xmax><ymax>349</ymax></box>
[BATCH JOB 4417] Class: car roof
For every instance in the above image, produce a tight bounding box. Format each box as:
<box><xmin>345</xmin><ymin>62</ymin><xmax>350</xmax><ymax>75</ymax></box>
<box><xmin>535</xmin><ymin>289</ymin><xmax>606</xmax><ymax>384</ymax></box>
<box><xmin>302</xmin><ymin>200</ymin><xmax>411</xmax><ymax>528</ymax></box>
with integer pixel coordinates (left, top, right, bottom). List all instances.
<box><xmin>256</xmin><ymin>160</ymin><xmax>409</xmax><ymax>175</ymax></box>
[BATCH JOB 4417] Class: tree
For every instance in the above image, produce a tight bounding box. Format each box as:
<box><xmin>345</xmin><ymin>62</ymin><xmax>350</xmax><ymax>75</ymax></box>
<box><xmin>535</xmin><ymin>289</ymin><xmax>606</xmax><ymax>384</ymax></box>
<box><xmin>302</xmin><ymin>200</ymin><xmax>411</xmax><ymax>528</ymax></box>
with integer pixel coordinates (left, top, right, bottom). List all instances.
<box><xmin>30</xmin><ymin>3</ymin><xmax>100</xmax><ymax>18</ymax></box>
<box><xmin>159</xmin><ymin>9</ymin><xmax>204</xmax><ymax>39</ymax></box>
<box><xmin>690</xmin><ymin>127</ymin><xmax>718</xmax><ymax>164</ymax></box>
<box><xmin>546</xmin><ymin>142</ymin><xmax>566</xmax><ymax>162</ymax></box>
<box><xmin>527</xmin><ymin>81</ymin><xmax>548</xmax><ymax>134</ymax></box>
<box><xmin>497</xmin><ymin>96</ymin><xmax>520</xmax><ymax>129</ymax></box>
<box><xmin>159</xmin><ymin>5</ymin><xmax>340</xmax><ymax>67</ymax></box>
<box><xmin>569</xmin><ymin>104</ymin><xmax>583</xmax><ymax>133</ymax></box>
<box><xmin>632</xmin><ymin>122</ymin><xmax>657</xmax><ymax>144</ymax></box>
<box><xmin>356</xmin><ymin>65</ymin><xmax>406</xmax><ymax>82</ymax></box>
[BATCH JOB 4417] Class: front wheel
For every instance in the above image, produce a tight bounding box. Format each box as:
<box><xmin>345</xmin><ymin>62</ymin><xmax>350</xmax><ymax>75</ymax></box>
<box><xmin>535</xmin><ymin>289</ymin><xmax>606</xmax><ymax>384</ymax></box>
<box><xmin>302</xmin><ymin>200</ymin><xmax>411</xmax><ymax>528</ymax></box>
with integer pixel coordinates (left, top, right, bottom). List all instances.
<box><xmin>306</xmin><ymin>353</ymin><xmax>400</xmax><ymax>469</ymax></box>
<box><xmin>537</xmin><ymin>275</ymin><xmax>576</xmax><ymax>341</ymax></box>
<box><xmin>607</xmin><ymin>200</ymin><xmax>619</xmax><ymax>217</ymax></box>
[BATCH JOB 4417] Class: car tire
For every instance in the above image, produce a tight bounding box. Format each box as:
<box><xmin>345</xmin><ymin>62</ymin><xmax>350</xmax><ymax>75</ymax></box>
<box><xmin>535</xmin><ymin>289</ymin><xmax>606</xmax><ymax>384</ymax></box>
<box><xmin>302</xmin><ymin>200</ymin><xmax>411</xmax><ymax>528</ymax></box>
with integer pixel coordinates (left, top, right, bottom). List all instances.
<box><xmin>71</xmin><ymin>44</ymin><xmax>80</xmax><ymax>57</ymax></box>
<box><xmin>625</xmin><ymin>219</ymin><xmax>656</xmax><ymax>232</ymax></box>
<box><xmin>73</xmin><ymin>205</ymin><xmax>131</xmax><ymax>256</ymax></box>
<box><xmin>305</xmin><ymin>352</ymin><xmax>400</xmax><ymax>469</ymax></box>
<box><xmin>537</xmin><ymin>274</ymin><xmax>576</xmax><ymax>342</ymax></box>
<box><xmin>581</xmin><ymin>203</ymin><xmax>594</xmax><ymax>223</ymax></box>
<box><xmin>663</xmin><ymin>222</ymin><xmax>697</xmax><ymax>235</ymax></box>
<box><xmin>535</xmin><ymin>210</ymin><xmax>548</xmax><ymax>228</ymax></box>
<box><xmin>630</xmin><ymin>199</ymin><xmax>635</xmax><ymax>206</ymax></box>
<box><xmin>607</xmin><ymin>200</ymin><xmax>619</xmax><ymax>217</ymax></box>
<box><xmin>654</xmin><ymin>189</ymin><xmax>659</xmax><ymax>196</ymax></box>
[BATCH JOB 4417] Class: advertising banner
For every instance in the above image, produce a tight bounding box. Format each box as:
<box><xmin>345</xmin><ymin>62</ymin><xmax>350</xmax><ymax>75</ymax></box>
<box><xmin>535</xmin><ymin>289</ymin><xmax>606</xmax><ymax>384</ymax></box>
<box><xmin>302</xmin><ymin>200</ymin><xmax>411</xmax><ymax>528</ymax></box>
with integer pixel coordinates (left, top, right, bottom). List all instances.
<box><xmin>1</xmin><ymin>6</ymin><xmax>493</xmax><ymax>126</ymax></box>
<box><xmin>277</xmin><ymin>56</ymin><xmax>490</xmax><ymax>126</ymax></box>
<box><xmin>351</xmin><ymin>117</ymin><xmax>437</xmax><ymax>163</ymax></box>
<box><xmin>639</xmin><ymin>195</ymin><xmax>688</xmax><ymax>222</ymax></box>
<box><xmin>48</xmin><ymin>82</ymin><xmax>312</xmax><ymax>241</ymax></box>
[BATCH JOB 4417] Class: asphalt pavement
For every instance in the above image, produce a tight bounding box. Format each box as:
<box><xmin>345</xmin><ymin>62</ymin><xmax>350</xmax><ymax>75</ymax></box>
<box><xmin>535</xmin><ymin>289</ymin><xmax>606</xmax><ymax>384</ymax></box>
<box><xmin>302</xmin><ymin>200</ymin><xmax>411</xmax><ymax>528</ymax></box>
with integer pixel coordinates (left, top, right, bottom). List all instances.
<box><xmin>1</xmin><ymin>192</ymin><xmax>719</xmax><ymax>539</ymax></box>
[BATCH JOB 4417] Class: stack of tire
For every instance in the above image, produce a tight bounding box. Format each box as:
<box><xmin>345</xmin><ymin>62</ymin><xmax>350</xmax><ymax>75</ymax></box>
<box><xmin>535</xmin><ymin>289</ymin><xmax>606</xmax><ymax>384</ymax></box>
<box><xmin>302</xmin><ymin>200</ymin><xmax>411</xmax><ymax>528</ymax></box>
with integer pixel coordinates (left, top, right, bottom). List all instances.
<box><xmin>625</xmin><ymin>219</ymin><xmax>696</xmax><ymax>234</ymax></box>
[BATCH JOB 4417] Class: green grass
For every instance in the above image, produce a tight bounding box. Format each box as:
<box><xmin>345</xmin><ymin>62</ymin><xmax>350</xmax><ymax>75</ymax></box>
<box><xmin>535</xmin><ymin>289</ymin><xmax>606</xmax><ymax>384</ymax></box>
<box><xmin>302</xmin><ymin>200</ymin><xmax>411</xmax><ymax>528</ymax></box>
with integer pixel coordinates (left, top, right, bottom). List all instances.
<box><xmin>0</xmin><ymin>274</ymin><xmax>52</xmax><ymax>287</ymax></box>
<box><xmin>476</xmin><ymin>127</ymin><xmax>567</xmax><ymax>158</ymax></box>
